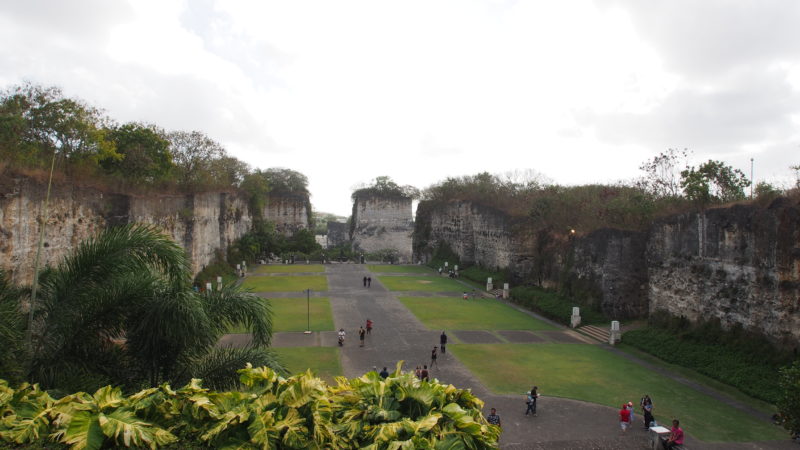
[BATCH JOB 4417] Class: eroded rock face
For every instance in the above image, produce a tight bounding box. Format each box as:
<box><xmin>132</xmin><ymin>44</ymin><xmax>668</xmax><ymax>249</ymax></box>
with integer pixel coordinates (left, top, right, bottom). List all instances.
<box><xmin>647</xmin><ymin>200</ymin><xmax>800</xmax><ymax>344</ymax></box>
<box><xmin>263</xmin><ymin>196</ymin><xmax>309</xmax><ymax>235</ymax></box>
<box><xmin>351</xmin><ymin>196</ymin><xmax>413</xmax><ymax>262</ymax></box>
<box><xmin>0</xmin><ymin>175</ymin><xmax>308</xmax><ymax>284</ymax></box>
<box><xmin>326</xmin><ymin>221</ymin><xmax>348</xmax><ymax>248</ymax></box>
<box><xmin>413</xmin><ymin>197</ymin><xmax>800</xmax><ymax>343</ymax></box>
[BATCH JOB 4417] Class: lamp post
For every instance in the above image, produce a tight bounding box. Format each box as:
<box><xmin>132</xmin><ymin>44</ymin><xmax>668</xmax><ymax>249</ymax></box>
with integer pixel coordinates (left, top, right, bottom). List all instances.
<box><xmin>750</xmin><ymin>158</ymin><xmax>754</xmax><ymax>199</ymax></box>
<box><xmin>304</xmin><ymin>289</ymin><xmax>312</xmax><ymax>334</ymax></box>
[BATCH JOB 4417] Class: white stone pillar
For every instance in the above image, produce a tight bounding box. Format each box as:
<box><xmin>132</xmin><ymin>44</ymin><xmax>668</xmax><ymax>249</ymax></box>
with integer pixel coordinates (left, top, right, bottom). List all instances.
<box><xmin>570</xmin><ymin>307</ymin><xmax>581</xmax><ymax>328</ymax></box>
<box><xmin>609</xmin><ymin>320</ymin><xmax>621</xmax><ymax>345</ymax></box>
<box><xmin>217</xmin><ymin>276</ymin><xmax>223</xmax><ymax>291</ymax></box>
<box><xmin>486</xmin><ymin>277</ymin><xmax>493</xmax><ymax>291</ymax></box>
<box><xmin>502</xmin><ymin>283</ymin><xmax>510</xmax><ymax>299</ymax></box>
<box><xmin>205</xmin><ymin>282</ymin><xmax>212</xmax><ymax>292</ymax></box>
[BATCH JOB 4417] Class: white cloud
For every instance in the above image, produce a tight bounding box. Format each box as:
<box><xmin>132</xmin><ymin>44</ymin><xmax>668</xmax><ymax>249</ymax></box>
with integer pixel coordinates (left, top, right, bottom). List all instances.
<box><xmin>2</xmin><ymin>0</ymin><xmax>799</xmax><ymax>215</ymax></box>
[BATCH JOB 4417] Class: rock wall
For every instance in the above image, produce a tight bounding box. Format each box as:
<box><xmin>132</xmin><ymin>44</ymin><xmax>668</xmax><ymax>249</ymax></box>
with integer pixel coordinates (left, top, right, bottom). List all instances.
<box><xmin>263</xmin><ymin>196</ymin><xmax>309</xmax><ymax>235</ymax></box>
<box><xmin>413</xmin><ymin>197</ymin><xmax>800</xmax><ymax>341</ymax></box>
<box><xmin>351</xmin><ymin>196</ymin><xmax>413</xmax><ymax>262</ymax></box>
<box><xmin>566</xmin><ymin>228</ymin><xmax>648</xmax><ymax>318</ymax></box>
<box><xmin>647</xmin><ymin>199</ymin><xmax>800</xmax><ymax>344</ymax></box>
<box><xmin>0</xmin><ymin>175</ymin><xmax>304</xmax><ymax>284</ymax></box>
<box><xmin>414</xmin><ymin>201</ymin><xmax>520</xmax><ymax>271</ymax></box>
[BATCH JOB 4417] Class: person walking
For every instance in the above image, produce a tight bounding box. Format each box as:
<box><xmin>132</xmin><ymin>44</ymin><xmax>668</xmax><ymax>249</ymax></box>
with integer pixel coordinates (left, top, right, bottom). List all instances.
<box><xmin>363</xmin><ymin>276</ymin><xmax>367</xmax><ymax>287</ymax></box>
<box><xmin>379</xmin><ymin>367</ymin><xmax>389</xmax><ymax>379</ymax></box>
<box><xmin>367</xmin><ymin>276</ymin><xmax>372</xmax><ymax>287</ymax></box>
<box><xmin>627</xmin><ymin>401</ymin><xmax>635</xmax><ymax>426</ymax></box>
<box><xmin>366</xmin><ymin>319</ymin><xmax>373</xmax><ymax>335</ymax></box>
<box><xmin>619</xmin><ymin>403</ymin><xmax>631</xmax><ymax>433</ymax></box>
<box><xmin>525</xmin><ymin>386</ymin><xmax>538</xmax><ymax>416</ymax></box>
<box><xmin>486</xmin><ymin>408</ymin><xmax>502</xmax><ymax>429</ymax></box>
<box><xmin>358</xmin><ymin>326</ymin><xmax>366</xmax><ymax>347</ymax></box>
<box><xmin>415</xmin><ymin>366</ymin><xmax>421</xmax><ymax>379</ymax></box>
<box><xmin>440</xmin><ymin>331</ymin><xmax>448</xmax><ymax>354</ymax></box>
<box><xmin>420</xmin><ymin>365</ymin><xmax>429</xmax><ymax>381</ymax></box>
<box><xmin>430</xmin><ymin>346</ymin><xmax>438</xmax><ymax>368</ymax></box>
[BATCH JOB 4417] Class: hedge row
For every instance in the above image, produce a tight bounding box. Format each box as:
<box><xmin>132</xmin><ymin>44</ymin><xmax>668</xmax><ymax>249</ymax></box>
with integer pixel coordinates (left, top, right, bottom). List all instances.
<box><xmin>623</xmin><ymin>327</ymin><xmax>783</xmax><ymax>404</ymax></box>
<box><xmin>509</xmin><ymin>286</ymin><xmax>608</xmax><ymax>326</ymax></box>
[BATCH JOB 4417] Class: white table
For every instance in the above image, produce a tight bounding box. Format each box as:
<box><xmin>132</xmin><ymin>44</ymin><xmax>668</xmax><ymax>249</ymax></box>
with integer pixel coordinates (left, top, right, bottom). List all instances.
<box><xmin>649</xmin><ymin>426</ymin><xmax>671</xmax><ymax>450</ymax></box>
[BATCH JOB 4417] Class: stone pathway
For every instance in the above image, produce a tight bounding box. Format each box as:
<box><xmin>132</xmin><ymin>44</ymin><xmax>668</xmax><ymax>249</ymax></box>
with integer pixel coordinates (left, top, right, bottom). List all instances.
<box><xmin>224</xmin><ymin>264</ymin><xmax>794</xmax><ymax>449</ymax></box>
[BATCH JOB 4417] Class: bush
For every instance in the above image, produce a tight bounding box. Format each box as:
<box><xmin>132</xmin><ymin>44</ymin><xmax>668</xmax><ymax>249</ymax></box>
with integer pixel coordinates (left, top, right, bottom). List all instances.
<box><xmin>623</xmin><ymin>327</ymin><xmax>789</xmax><ymax>404</ymax></box>
<box><xmin>460</xmin><ymin>266</ymin><xmax>508</xmax><ymax>288</ymax></box>
<box><xmin>509</xmin><ymin>286</ymin><xmax>608</xmax><ymax>325</ymax></box>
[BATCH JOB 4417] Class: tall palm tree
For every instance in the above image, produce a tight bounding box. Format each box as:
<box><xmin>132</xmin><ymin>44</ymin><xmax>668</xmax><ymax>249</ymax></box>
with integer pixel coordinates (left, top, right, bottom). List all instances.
<box><xmin>26</xmin><ymin>224</ymin><xmax>281</xmax><ymax>393</ymax></box>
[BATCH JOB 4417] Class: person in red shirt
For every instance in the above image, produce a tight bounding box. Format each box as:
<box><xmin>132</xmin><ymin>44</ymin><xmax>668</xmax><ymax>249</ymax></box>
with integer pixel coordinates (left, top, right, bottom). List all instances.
<box><xmin>366</xmin><ymin>319</ymin><xmax>373</xmax><ymax>335</ymax></box>
<box><xmin>661</xmin><ymin>419</ymin><xmax>684</xmax><ymax>449</ymax></box>
<box><xmin>619</xmin><ymin>404</ymin><xmax>631</xmax><ymax>432</ymax></box>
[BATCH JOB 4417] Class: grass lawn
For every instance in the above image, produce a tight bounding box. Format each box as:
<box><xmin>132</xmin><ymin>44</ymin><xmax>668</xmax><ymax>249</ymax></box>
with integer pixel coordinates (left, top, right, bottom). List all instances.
<box><xmin>450</xmin><ymin>343</ymin><xmax>786</xmax><ymax>442</ymax></box>
<box><xmin>229</xmin><ymin>297</ymin><xmax>334</xmax><ymax>333</ymax></box>
<box><xmin>367</xmin><ymin>265</ymin><xmax>434</xmax><ymax>274</ymax></box>
<box><xmin>398</xmin><ymin>296</ymin><xmax>556</xmax><ymax>331</ymax></box>
<box><xmin>378</xmin><ymin>276</ymin><xmax>465</xmax><ymax>292</ymax></box>
<box><xmin>242</xmin><ymin>275</ymin><xmax>328</xmax><ymax>292</ymax></box>
<box><xmin>253</xmin><ymin>264</ymin><xmax>325</xmax><ymax>273</ymax></box>
<box><xmin>273</xmin><ymin>347</ymin><xmax>342</xmax><ymax>383</ymax></box>
<box><xmin>616</xmin><ymin>343</ymin><xmax>778</xmax><ymax>416</ymax></box>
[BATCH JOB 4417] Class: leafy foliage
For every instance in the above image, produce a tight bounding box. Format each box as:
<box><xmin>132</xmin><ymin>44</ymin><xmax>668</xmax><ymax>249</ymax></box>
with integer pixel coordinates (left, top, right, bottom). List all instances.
<box><xmin>4</xmin><ymin>224</ymin><xmax>281</xmax><ymax>394</ymax></box>
<box><xmin>623</xmin><ymin>315</ymin><xmax>793</xmax><ymax>404</ymax></box>
<box><xmin>778</xmin><ymin>361</ymin><xmax>800</xmax><ymax>434</ymax></box>
<box><xmin>635</xmin><ymin>148</ymin><xmax>689</xmax><ymax>198</ymax></box>
<box><xmin>102</xmin><ymin>123</ymin><xmax>173</xmax><ymax>183</ymax></box>
<box><xmin>0</xmin><ymin>364</ymin><xmax>499</xmax><ymax>449</ymax></box>
<box><xmin>509</xmin><ymin>286</ymin><xmax>608</xmax><ymax>325</ymax></box>
<box><xmin>352</xmin><ymin>176</ymin><xmax>418</xmax><ymax>200</ymax></box>
<box><xmin>680</xmin><ymin>159</ymin><xmax>750</xmax><ymax>205</ymax></box>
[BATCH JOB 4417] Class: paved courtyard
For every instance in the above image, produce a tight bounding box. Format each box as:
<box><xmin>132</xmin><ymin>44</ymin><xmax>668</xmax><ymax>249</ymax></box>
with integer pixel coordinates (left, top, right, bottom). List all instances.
<box><xmin>223</xmin><ymin>263</ymin><xmax>794</xmax><ymax>450</ymax></box>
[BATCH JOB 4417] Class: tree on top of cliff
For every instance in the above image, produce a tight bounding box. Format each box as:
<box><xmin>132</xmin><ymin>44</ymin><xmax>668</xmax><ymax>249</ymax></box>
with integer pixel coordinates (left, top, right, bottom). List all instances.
<box><xmin>680</xmin><ymin>159</ymin><xmax>750</xmax><ymax>205</ymax></box>
<box><xmin>102</xmin><ymin>122</ymin><xmax>174</xmax><ymax>183</ymax></box>
<box><xmin>635</xmin><ymin>148</ymin><xmax>690</xmax><ymax>199</ymax></box>
<box><xmin>352</xmin><ymin>176</ymin><xmax>419</xmax><ymax>200</ymax></box>
<box><xmin>168</xmin><ymin>130</ymin><xmax>251</xmax><ymax>191</ymax></box>
<box><xmin>0</xmin><ymin>82</ymin><xmax>120</xmax><ymax>170</ymax></box>
<box><xmin>263</xmin><ymin>168</ymin><xmax>310</xmax><ymax>197</ymax></box>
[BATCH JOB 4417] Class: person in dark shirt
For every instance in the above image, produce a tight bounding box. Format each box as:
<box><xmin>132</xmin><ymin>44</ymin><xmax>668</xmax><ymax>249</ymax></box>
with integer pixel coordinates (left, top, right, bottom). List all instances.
<box><xmin>440</xmin><ymin>331</ymin><xmax>447</xmax><ymax>353</ymax></box>
<box><xmin>358</xmin><ymin>326</ymin><xmax>366</xmax><ymax>347</ymax></box>
<box><xmin>367</xmin><ymin>276</ymin><xmax>372</xmax><ymax>287</ymax></box>
<box><xmin>379</xmin><ymin>367</ymin><xmax>389</xmax><ymax>379</ymax></box>
<box><xmin>430</xmin><ymin>346</ymin><xmax>438</xmax><ymax>368</ymax></box>
<box><xmin>486</xmin><ymin>408</ymin><xmax>501</xmax><ymax>428</ymax></box>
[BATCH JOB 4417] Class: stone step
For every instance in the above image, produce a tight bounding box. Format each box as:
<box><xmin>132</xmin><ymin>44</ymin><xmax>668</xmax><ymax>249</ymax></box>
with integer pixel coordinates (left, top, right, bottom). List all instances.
<box><xmin>577</xmin><ymin>325</ymin><xmax>609</xmax><ymax>343</ymax></box>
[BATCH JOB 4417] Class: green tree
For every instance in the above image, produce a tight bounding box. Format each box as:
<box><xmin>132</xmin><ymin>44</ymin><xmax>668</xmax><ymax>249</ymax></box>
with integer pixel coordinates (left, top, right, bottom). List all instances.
<box><xmin>353</xmin><ymin>175</ymin><xmax>419</xmax><ymax>200</ymax></box>
<box><xmin>264</xmin><ymin>168</ymin><xmax>310</xmax><ymax>196</ymax></box>
<box><xmin>680</xmin><ymin>159</ymin><xmax>750</xmax><ymax>205</ymax></box>
<box><xmin>0</xmin><ymin>83</ymin><xmax>119</xmax><ymax>169</ymax></box>
<box><xmin>23</xmin><ymin>224</ymin><xmax>281</xmax><ymax>393</ymax></box>
<box><xmin>167</xmin><ymin>130</ymin><xmax>226</xmax><ymax>190</ymax></box>
<box><xmin>102</xmin><ymin>123</ymin><xmax>173</xmax><ymax>182</ymax></box>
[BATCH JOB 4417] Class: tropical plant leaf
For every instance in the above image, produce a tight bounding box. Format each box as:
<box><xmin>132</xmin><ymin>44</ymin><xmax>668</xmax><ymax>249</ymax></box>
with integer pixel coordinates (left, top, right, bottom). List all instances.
<box><xmin>98</xmin><ymin>409</ymin><xmax>177</xmax><ymax>448</ymax></box>
<box><xmin>57</xmin><ymin>410</ymin><xmax>104</xmax><ymax>450</ymax></box>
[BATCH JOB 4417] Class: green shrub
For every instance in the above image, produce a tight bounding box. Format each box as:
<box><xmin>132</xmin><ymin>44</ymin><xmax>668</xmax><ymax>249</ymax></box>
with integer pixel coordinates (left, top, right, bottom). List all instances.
<box><xmin>460</xmin><ymin>266</ymin><xmax>508</xmax><ymax>287</ymax></box>
<box><xmin>0</xmin><ymin>364</ymin><xmax>499</xmax><ymax>449</ymax></box>
<box><xmin>509</xmin><ymin>286</ymin><xmax>607</xmax><ymax>325</ymax></box>
<box><xmin>623</xmin><ymin>327</ymin><xmax>788</xmax><ymax>404</ymax></box>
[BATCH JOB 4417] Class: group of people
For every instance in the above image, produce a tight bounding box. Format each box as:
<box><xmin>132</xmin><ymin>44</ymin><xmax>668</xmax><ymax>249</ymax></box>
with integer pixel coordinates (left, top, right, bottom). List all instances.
<box><xmin>337</xmin><ymin>318</ymin><xmax>373</xmax><ymax>347</ymax></box>
<box><xmin>362</xmin><ymin>276</ymin><xmax>372</xmax><ymax>287</ymax></box>
<box><xmin>618</xmin><ymin>395</ymin><xmax>683</xmax><ymax>449</ymax></box>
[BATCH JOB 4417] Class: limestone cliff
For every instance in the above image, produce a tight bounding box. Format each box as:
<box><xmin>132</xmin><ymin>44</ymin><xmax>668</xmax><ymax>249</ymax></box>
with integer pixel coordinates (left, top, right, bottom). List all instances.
<box><xmin>263</xmin><ymin>195</ymin><xmax>310</xmax><ymax>235</ymax></box>
<box><xmin>413</xmin><ymin>197</ymin><xmax>800</xmax><ymax>343</ymax></box>
<box><xmin>647</xmin><ymin>199</ymin><xmax>800</xmax><ymax>344</ymax></box>
<box><xmin>351</xmin><ymin>195</ymin><xmax>413</xmax><ymax>262</ymax></box>
<box><xmin>0</xmin><ymin>175</ymin><xmax>308</xmax><ymax>284</ymax></box>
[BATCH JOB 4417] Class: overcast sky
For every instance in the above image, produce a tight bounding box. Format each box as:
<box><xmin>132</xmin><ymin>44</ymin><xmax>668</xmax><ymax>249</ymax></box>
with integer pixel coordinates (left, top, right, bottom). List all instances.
<box><xmin>2</xmin><ymin>0</ymin><xmax>798</xmax><ymax>215</ymax></box>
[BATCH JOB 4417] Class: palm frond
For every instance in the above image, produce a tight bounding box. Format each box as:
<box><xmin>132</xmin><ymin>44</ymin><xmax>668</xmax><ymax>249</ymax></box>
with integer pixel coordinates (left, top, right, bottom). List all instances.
<box><xmin>175</xmin><ymin>347</ymin><xmax>285</xmax><ymax>391</ymax></box>
<box><xmin>199</xmin><ymin>283</ymin><xmax>273</xmax><ymax>347</ymax></box>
